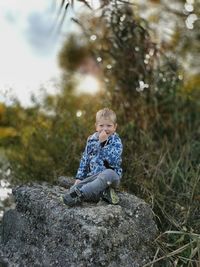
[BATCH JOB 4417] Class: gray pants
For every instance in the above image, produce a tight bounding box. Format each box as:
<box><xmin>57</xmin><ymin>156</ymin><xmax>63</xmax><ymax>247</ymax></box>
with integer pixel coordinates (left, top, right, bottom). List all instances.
<box><xmin>70</xmin><ymin>169</ymin><xmax>120</xmax><ymax>201</ymax></box>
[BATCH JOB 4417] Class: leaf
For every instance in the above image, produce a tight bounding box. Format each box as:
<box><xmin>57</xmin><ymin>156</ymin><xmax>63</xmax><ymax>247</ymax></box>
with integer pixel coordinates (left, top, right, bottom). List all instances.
<box><xmin>58</xmin><ymin>0</ymin><xmax>65</xmax><ymax>15</ymax></box>
<box><xmin>71</xmin><ymin>17</ymin><xmax>82</xmax><ymax>26</ymax></box>
<box><xmin>78</xmin><ymin>0</ymin><xmax>92</xmax><ymax>10</ymax></box>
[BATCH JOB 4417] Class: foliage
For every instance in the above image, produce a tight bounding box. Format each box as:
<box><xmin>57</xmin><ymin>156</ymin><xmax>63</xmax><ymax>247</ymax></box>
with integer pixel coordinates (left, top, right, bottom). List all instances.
<box><xmin>1</xmin><ymin>88</ymin><xmax>104</xmax><ymax>183</ymax></box>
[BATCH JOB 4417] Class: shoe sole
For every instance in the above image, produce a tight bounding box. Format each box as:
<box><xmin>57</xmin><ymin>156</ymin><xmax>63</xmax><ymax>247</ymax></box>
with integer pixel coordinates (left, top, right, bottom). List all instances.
<box><xmin>103</xmin><ymin>188</ymin><xmax>119</xmax><ymax>205</ymax></box>
<box><xmin>110</xmin><ymin>188</ymin><xmax>119</xmax><ymax>204</ymax></box>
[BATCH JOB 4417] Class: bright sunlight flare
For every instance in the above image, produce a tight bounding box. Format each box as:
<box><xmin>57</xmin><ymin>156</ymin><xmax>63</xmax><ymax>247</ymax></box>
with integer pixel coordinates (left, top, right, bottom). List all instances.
<box><xmin>76</xmin><ymin>74</ymin><xmax>101</xmax><ymax>95</ymax></box>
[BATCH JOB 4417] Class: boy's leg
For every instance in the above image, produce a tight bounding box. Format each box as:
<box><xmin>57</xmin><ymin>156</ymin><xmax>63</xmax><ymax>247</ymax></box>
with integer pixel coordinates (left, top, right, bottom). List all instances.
<box><xmin>79</xmin><ymin>169</ymin><xmax>120</xmax><ymax>201</ymax></box>
<box><xmin>69</xmin><ymin>173</ymin><xmax>99</xmax><ymax>196</ymax></box>
<box><xmin>62</xmin><ymin>173</ymin><xmax>100</xmax><ymax>206</ymax></box>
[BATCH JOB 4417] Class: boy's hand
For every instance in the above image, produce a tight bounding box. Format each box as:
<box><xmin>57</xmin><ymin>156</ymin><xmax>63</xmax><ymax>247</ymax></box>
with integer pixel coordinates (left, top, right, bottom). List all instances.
<box><xmin>99</xmin><ymin>130</ymin><xmax>108</xmax><ymax>143</ymax></box>
<box><xmin>74</xmin><ymin>179</ymin><xmax>81</xmax><ymax>185</ymax></box>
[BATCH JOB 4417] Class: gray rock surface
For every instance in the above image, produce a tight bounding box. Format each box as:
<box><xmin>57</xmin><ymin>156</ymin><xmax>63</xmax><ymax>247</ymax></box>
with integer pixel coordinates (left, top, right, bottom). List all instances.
<box><xmin>0</xmin><ymin>183</ymin><xmax>158</xmax><ymax>267</ymax></box>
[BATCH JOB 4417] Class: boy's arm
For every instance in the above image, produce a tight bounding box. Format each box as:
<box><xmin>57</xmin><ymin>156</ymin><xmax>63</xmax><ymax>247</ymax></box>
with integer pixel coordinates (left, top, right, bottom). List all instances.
<box><xmin>99</xmin><ymin>136</ymin><xmax>123</xmax><ymax>169</ymax></box>
<box><xmin>75</xmin><ymin>140</ymin><xmax>89</xmax><ymax>180</ymax></box>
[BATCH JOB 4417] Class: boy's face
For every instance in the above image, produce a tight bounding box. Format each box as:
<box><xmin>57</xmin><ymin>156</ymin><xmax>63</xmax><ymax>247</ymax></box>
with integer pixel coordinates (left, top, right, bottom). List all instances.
<box><xmin>95</xmin><ymin>118</ymin><xmax>117</xmax><ymax>136</ymax></box>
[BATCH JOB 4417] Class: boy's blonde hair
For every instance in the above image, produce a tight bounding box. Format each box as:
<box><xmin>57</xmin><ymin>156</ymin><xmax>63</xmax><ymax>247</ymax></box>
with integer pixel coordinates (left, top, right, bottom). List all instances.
<box><xmin>96</xmin><ymin>108</ymin><xmax>117</xmax><ymax>124</ymax></box>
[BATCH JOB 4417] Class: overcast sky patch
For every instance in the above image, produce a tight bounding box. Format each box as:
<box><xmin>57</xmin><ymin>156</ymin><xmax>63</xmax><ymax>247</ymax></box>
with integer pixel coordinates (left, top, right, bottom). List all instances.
<box><xmin>25</xmin><ymin>11</ymin><xmax>57</xmax><ymax>56</ymax></box>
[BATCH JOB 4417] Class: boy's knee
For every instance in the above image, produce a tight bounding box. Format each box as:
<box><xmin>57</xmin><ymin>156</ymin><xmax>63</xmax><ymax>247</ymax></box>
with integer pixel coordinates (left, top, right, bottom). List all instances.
<box><xmin>103</xmin><ymin>168</ymin><xmax>116</xmax><ymax>176</ymax></box>
<box><xmin>101</xmin><ymin>169</ymin><xmax>120</xmax><ymax>183</ymax></box>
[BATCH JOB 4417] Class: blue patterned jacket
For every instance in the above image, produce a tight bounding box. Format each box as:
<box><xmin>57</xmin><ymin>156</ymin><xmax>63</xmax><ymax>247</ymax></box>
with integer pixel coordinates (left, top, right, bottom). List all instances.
<box><xmin>76</xmin><ymin>132</ymin><xmax>123</xmax><ymax>180</ymax></box>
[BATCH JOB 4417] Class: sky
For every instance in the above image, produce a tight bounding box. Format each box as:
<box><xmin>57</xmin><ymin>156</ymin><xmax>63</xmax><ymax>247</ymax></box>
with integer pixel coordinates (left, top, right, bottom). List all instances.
<box><xmin>0</xmin><ymin>0</ymin><xmax>100</xmax><ymax>107</ymax></box>
<box><xmin>0</xmin><ymin>0</ymin><xmax>61</xmax><ymax>106</ymax></box>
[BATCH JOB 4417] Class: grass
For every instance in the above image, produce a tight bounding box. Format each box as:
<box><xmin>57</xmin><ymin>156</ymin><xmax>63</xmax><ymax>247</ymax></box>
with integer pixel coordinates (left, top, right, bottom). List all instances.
<box><xmin>120</xmin><ymin>128</ymin><xmax>200</xmax><ymax>266</ymax></box>
<box><xmin>143</xmin><ymin>231</ymin><xmax>200</xmax><ymax>267</ymax></box>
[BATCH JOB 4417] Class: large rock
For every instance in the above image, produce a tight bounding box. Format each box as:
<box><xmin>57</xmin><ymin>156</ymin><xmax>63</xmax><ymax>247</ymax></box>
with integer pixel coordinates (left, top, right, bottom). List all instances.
<box><xmin>0</xmin><ymin>183</ymin><xmax>158</xmax><ymax>267</ymax></box>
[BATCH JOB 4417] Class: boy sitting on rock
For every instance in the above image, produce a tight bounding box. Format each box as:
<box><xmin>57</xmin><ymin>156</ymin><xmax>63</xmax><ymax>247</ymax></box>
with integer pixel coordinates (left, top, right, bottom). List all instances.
<box><xmin>62</xmin><ymin>108</ymin><xmax>123</xmax><ymax>206</ymax></box>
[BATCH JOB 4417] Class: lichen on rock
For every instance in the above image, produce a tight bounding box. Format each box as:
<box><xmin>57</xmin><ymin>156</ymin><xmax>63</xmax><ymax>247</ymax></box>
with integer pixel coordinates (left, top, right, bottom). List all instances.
<box><xmin>0</xmin><ymin>183</ymin><xmax>158</xmax><ymax>267</ymax></box>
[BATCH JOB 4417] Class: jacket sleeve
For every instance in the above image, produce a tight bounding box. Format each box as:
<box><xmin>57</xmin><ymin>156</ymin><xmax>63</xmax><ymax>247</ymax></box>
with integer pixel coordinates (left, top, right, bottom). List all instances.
<box><xmin>99</xmin><ymin>137</ymin><xmax>123</xmax><ymax>169</ymax></box>
<box><xmin>75</xmin><ymin>140</ymin><xmax>89</xmax><ymax>180</ymax></box>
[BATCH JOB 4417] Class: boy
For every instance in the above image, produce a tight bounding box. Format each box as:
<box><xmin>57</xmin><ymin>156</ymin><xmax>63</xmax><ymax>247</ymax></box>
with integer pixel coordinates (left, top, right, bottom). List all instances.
<box><xmin>62</xmin><ymin>108</ymin><xmax>123</xmax><ymax>206</ymax></box>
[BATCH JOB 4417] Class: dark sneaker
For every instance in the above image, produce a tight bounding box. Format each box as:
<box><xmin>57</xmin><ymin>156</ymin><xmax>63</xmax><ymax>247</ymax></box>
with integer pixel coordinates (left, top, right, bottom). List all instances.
<box><xmin>58</xmin><ymin>176</ymin><xmax>74</xmax><ymax>188</ymax></box>
<box><xmin>102</xmin><ymin>188</ymin><xmax>119</xmax><ymax>205</ymax></box>
<box><xmin>62</xmin><ymin>193</ymin><xmax>83</xmax><ymax>207</ymax></box>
